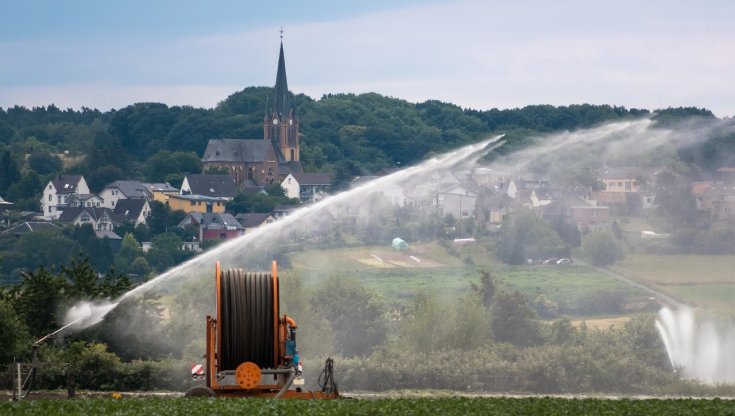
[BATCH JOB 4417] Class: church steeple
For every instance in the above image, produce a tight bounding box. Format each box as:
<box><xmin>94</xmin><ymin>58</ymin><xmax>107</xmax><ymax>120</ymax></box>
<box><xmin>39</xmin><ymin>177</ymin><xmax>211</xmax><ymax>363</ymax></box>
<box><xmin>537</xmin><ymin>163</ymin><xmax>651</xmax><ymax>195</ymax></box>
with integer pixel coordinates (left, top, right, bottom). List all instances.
<box><xmin>273</xmin><ymin>38</ymin><xmax>290</xmax><ymax>118</ymax></box>
<box><xmin>264</xmin><ymin>31</ymin><xmax>300</xmax><ymax>163</ymax></box>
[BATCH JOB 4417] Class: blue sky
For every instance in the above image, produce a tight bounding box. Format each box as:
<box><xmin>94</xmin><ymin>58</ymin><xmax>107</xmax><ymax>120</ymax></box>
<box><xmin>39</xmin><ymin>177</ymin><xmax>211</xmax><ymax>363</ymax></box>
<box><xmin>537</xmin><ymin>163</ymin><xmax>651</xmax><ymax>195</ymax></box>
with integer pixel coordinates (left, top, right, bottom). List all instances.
<box><xmin>2</xmin><ymin>0</ymin><xmax>734</xmax><ymax>116</ymax></box>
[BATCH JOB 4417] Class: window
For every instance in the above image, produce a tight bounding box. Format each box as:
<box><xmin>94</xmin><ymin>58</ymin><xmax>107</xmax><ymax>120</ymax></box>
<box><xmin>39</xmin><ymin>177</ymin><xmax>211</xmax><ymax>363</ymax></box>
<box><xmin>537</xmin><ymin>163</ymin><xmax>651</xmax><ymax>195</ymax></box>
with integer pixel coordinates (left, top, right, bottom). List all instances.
<box><xmin>80</xmin><ymin>212</ymin><xmax>90</xmax><ymax>222</ymax></box>
<box><xmin>49</xmin><ymin>194</ymin><xmax>52</xmax><ymax>201</ymax></box>
<box><xmin>220</xmin><ymin>233</ymin><xmax>227</xmax><ymax>239</ymax></box>
<box><xmin>191</xmin><ymin>201</ymin><xmax>196</xmax><ymax>206</ymax></box>
<box><xmin>58</xmin><ymin>196</ymin><xmax>62</xmax><ymax>203</ymax></box>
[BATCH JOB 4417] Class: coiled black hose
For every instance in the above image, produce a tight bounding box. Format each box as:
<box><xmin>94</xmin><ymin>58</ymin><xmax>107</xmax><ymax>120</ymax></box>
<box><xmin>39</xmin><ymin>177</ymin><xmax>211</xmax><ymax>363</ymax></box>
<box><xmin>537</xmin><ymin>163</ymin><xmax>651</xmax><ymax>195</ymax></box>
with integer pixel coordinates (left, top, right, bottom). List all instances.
<box><xmin>220</xmin><ymin>269</ymin><xmax>277</xmax><ymax>370</ymax></box>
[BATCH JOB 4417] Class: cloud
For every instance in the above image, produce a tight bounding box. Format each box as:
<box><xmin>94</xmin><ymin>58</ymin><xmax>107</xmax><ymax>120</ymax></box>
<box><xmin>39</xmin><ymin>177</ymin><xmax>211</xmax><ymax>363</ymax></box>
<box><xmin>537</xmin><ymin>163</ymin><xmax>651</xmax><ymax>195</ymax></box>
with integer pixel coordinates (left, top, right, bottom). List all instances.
<box><xmin>1</xmin><ymin>0</ymin><xmax>733</xmax><ymax>116</ymax></box>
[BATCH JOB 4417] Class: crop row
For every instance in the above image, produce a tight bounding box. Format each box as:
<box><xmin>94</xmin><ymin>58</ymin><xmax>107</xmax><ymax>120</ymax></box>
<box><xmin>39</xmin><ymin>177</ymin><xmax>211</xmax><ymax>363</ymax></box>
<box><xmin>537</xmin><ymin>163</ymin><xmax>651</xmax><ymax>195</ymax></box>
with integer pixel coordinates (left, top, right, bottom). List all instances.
<box><xmin>2</xmin><ymin>396</ymin><xmax>734</xmax><ymax>415</ymax></box>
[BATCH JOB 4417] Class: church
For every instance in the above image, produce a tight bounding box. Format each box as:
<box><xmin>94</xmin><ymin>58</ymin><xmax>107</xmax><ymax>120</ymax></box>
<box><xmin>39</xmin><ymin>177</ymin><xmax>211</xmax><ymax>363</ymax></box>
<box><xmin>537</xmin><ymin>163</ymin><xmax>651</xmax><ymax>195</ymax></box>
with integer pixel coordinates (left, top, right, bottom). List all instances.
<box><xmin>201</xmin><ymin>39</ymin><xmax>303</xmax><ymax>188</ymax></box>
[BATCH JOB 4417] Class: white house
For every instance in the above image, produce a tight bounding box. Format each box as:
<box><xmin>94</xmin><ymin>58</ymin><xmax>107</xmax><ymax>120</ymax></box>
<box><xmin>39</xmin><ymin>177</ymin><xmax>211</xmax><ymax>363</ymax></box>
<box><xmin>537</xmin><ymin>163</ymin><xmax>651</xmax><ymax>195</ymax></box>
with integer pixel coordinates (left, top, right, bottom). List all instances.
<box><xmin>435</xmin><ymin>184</ymin><xmax>478</xmax><ymax>220</ymax></box>
<box><xmin>99</xmin><ymin>180</ymin><xmax>152</xmax><ymax>209</ymax></box>
<box><xmin>57</xmin><ymin>206</ymin><xmax>116</xmax><ymax>231</ymax></box>
<box><xmin>66</xmin><ymin>194</ymin><xmax>104</xmax><ymax>208</ymax></box>
<box><xmin>40</xmin><ymin>175</ymin><xmax>90</xmax><ymax>220</ymax></box>
<box><xmin>281</xmin><ymin>173</ymin><xmax>333</xmax><ymax>203</ymax></box>
<box><xmin>350</xmin><ymin>176</ymin><xmax>413</xmax><ymax>207</ymax></box>
<box><xmin>112</xmin><ymin>199</ymin><xmax>151</xmax><ymax>227</ymax></box>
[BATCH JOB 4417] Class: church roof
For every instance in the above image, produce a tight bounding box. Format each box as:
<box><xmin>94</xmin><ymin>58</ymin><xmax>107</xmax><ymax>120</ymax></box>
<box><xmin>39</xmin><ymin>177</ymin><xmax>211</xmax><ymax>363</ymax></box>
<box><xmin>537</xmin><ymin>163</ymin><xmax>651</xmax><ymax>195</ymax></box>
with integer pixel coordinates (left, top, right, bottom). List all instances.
<box><xmin>202</xmin><ymin>139</ymin><xmax>274</xmax><ymax>163</ymax></box>
<box><xmin>272</xmin><ymin>41</ymin><xmax>291</xmax><ymax>118</ymax></box>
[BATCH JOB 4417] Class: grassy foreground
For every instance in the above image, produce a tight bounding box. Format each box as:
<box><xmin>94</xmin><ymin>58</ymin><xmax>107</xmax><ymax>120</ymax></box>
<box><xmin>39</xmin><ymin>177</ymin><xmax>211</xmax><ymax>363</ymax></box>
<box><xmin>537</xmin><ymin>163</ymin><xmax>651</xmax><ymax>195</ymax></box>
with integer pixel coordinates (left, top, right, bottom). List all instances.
<box><xmin>2</xmin><ymin>397</ymin><xmax>735</xmax><ymax>415</ymax></box>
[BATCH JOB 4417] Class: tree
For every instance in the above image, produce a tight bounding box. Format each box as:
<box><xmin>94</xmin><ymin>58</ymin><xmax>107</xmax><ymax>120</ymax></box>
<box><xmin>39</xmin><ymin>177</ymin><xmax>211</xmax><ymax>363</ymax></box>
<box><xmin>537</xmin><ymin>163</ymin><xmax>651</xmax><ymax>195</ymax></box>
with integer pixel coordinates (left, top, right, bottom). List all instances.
<box><xmin>310</xmin><ymin>275</ymin><xmax>387</xmax><ymax>357</ymax></box>
<box><xmin>115</xmin><ymin>233</ymin><xmax>145</xmax><ymax>274</ymax></box>
<box><xmin>491</xmin><ymin>290</ymin><xmax>542</xmax><ymax>347</ymax></box>
<box><xmin>0</xmin><ymin>150</ymin><xmax>21</xmax><ymax>195</ymax></box>
<box><xmin>470</xmin><ymin>270</ymin><xmax>497</xmax><ymax>309</ymax></box>
<box><xmin>147</xmin><ymin>201</ymin><xmax>187</xmax><ymax>235</ymax></box>
<box><xmin>496</xmin><ymin>209</ymin><xmax>570</xmax><ymax>264</ymax></box>
<box><xmin>583</xmin><ymin>231</ymin><xmax>623</xmax><ymax>266</ymax></box>
<box><xmin>0</xmin><ymin>297</ymin><xmax>30</xmax><ymax>363</ymax></box>
<box><xmin>144</xmin><ymin>150</ymin><xmax>201</xmax><ymax>182</ymax></box>
<box><xmin>15</xmin><ymin>266</ymin><xmax>65</xmax><ymax>337</ymax></box>
<box><xmin>28</xmin><ymin>150</ymin><xmax>62</xmax><ymax>175</ymax></box>
<box><xmin>62</xmin><ymin>255</ymin><xmax>102</xmax><ymax>299</ymax></box>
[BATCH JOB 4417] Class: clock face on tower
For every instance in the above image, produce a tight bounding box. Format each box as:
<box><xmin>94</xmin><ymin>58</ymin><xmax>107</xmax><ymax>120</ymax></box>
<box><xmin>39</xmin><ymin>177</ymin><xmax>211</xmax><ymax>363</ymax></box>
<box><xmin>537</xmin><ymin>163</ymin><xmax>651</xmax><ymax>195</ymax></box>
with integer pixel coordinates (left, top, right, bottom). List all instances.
<box><xmin>272</xmin><ymin>118</ymin><xmax>279</xmax><ymax>125</ymax></box>
<box><xmin>289</xmin><ymin>119</ymin><xmax>293</xmax><ymax>125</ymax></box>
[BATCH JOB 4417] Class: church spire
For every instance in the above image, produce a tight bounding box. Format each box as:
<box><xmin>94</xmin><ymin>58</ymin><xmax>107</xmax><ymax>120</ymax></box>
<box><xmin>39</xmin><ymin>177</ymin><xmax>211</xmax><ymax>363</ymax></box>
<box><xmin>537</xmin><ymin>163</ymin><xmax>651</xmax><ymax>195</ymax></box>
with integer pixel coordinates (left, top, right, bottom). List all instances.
<box><xmin>273</xmin><ymin>34</ymin><xmax>290</xmax><ymax>118</ymax></box>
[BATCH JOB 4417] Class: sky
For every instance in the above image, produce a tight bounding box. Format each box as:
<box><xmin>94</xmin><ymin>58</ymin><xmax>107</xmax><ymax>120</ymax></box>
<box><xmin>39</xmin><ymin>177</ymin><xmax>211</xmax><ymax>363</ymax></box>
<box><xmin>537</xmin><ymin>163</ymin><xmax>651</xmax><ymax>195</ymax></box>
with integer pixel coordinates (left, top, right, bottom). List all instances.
<box><xmin>1</xmin><ymin>0</ymin><xmax>734</xmax><ymax>116</ymax></box>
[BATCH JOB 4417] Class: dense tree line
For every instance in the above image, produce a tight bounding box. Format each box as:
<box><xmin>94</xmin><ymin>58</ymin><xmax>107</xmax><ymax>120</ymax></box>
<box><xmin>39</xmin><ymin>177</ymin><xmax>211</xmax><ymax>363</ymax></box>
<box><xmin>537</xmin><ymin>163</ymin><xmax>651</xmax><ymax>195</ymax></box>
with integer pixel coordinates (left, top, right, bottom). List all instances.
<box><xmin>2</xmin><ymin>89</ymin><xmax>695</xmax><ymax>207</ymax></box>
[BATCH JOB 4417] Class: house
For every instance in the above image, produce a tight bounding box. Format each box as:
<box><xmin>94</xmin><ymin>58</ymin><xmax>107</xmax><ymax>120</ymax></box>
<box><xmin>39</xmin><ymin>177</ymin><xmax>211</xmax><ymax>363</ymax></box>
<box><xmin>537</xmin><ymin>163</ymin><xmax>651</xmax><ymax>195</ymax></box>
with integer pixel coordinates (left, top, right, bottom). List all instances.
<box><xmin>350</xmin><ymin>176</ymin><xmax>413</xmax><ymax>207</ymax></box>
<box><xmin>537</xmin><ymin>196</ymin><xmax>611</xmax><ymax>232</ymax></box>
<box><xmin>515</xmin><ymin>173</ymin><xmax>552</xmax><ymax>190</ymax></box>
<box><xmin>201</xmin><ymin>40</ymin><xmax>303</xmax><ymax>187</ymax></box>
<box><xmin>66</xmin><ymin>194</ymin><xmax>104</xmax><ymax>208</ymax></box>
<box><xmin>181</xmin><ymin>174</ymin><xmax>237</xmax><ymax>200</ymax></box>
<box><xmin>40</xmin><ymin>174</ymin><xmax>90</xmax><ymax>220</ymax></box>
<box><xmin>99</xmin><ymin>180</ymin><xmax>152</xmax><ymax>209</ymax></box>
<box><xmin>693</xmin><ymin>182</ymin><xmax>735</xmax><ymax>220</ymax></box>
<box><xmin>178</xmin><ymin>212</ymin><xmax>244</xmax><ymax>241</ymax></box>
<box><xmin>168</xmin><ymin>194</ymin><xmax>228</xmax><ymax>214</ymax></box>
<box><xmin>112</xmin><ymin>199</ymin><xmax>151</xmax><ymax>226</ymax></box>
<box><xmin>435</xmin><ymin>184</ymin><xmax>477</xmax><ymax>220</ymax></box>
<box><xmin>235</xmin><ymin>213</ymin><xmax>275</xmax><ymax>233</ymax></box>
<box><xmin>599</xmin><ymin>167</ymin><xmax>659</xmax><ymax>193</ymax></box>
<box><xmin>144</xmin><ymin>182</ymin><xmax>180</xmax><ymax>204</ymax></box>
<box><xmin>58</xmin><ymin>206</ymin><xmax>116</xmax><ymax>232</ymax></box>
<box><xmin>241</xmin><ymin>185</ymin><xmax>267</xmax><ymax>196</ymax></box>
<box><xmin>281</xmin><ymin>172</ymin><xmax>334</xmax><ymax>202</ymax></box>
<box><xmin>715</xmin><ymin>167</ymin><xmax>735</xmax><ymax>182</ymax></box>
<box><xmin>2</xmin><ymin>222</ymin><xmax>62</xmax><ymax>238</ymax></box>
<box><xmin>272</xmin><ymin>204</ymin><xmax>300</xmax><ymax>219</ymax></box>
<box><xmin>467</xmin><ymin>168</ymin><xmax>513</xmax><ymax>194</ymax></box>
<box><xmin>476</xmin><ymin>192</ymin><xmax>514</xmax><ymax>226</ymax></box>
<box><xmin>571</xmin><ymin>205</ymin><xmax>611</xmax><ymax>233</ymax></box>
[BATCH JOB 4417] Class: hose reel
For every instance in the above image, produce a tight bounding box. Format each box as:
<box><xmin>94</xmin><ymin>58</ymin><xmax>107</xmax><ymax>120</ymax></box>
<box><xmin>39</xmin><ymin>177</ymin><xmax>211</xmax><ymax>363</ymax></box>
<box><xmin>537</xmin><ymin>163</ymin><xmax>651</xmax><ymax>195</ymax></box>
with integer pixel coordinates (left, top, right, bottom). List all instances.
<box><xmin>219</xmin><ymin>269</ymin><xmax>278</xmax><ymax>371</ymax></box>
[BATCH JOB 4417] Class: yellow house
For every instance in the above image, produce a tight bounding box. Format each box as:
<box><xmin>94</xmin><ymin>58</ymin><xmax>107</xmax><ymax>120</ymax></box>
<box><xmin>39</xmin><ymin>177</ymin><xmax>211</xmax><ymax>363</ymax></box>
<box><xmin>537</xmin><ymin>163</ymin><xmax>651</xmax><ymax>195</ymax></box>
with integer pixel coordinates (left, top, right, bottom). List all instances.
<box><xmin>144</xmin><ymin>183</ymin><xmax>180</xmax><ymax>204</ymax></box>
<box><xmin>168</xmin><ymin>194</ymin><xmax>227</xmax><ymax>214</ymax></box>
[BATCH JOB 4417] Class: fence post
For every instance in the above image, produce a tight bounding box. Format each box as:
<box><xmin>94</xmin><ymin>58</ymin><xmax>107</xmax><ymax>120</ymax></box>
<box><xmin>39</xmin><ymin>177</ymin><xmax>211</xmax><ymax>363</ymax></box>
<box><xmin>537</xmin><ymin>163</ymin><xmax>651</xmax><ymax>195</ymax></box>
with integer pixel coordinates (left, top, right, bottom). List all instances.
<box><xmin>16</xmin><ymin>363</ymin><xmax>22</xmax><ymax>401</ymax></box>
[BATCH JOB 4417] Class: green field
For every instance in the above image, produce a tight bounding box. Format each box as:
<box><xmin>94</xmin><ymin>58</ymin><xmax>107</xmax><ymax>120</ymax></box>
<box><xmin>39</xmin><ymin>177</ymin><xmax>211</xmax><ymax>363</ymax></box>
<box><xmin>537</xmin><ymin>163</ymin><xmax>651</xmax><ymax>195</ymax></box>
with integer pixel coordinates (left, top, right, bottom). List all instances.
<box><xmin>286</xmin><ymin>243</ymin><xmax>648</xmax><ymax>316</ymax></box>
<box><xmin>610</xmin><ymin>254</ymin><xmax>735</xmax><ymax>312</ymax></box>
<box><xmin>2</xmin><ymin>397</ymin><xmax>734</xmax><ymax>415</ymax></box>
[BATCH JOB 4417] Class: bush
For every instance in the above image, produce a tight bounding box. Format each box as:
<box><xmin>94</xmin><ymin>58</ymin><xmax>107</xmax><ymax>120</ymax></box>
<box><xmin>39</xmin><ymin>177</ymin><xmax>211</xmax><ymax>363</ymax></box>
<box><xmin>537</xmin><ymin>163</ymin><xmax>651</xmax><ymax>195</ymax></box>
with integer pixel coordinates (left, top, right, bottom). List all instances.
<box><xmin>583</xmin><ymin>231</ymin><xmax>623</xmax><ymax>266</ymax></box>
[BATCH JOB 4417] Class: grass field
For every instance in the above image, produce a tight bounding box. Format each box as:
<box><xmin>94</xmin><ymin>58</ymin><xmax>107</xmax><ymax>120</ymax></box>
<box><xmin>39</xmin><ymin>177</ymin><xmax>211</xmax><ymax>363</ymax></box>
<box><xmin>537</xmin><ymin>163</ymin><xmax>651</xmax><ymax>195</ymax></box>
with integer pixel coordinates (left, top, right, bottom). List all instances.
<box><xmin>2</xmin><ymin>396</ymin><xmax>734</xmax><ymax>415</ymax></box>
<box><xmin>610</xmin><ymin>254</ymin><xmax>735</xmax><ymax>312</ymax></box>
<box><xmin>287</xmin><ymin>242</ymin><xmax>648</xmax><ymax>316</ymax></box>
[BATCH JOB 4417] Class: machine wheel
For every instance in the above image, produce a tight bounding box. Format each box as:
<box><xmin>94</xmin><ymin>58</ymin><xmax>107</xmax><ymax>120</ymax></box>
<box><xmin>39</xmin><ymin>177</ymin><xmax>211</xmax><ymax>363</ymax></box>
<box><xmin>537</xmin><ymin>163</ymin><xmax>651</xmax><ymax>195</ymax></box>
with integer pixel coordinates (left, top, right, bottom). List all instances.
<box><xmin>184</xmin><ymin>386</ymin><xmax>216</xmax><ymax>397</ymax></box>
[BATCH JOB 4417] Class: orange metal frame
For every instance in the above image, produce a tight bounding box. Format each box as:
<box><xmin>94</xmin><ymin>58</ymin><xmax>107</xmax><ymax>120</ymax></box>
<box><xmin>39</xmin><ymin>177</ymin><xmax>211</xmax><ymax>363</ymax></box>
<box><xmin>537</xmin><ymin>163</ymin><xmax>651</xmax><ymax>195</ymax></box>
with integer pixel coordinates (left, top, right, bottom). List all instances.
<box><xmin>205</xmin><ymin>261</ymin><xmax>337</xmax><ymax>398</ymax></box>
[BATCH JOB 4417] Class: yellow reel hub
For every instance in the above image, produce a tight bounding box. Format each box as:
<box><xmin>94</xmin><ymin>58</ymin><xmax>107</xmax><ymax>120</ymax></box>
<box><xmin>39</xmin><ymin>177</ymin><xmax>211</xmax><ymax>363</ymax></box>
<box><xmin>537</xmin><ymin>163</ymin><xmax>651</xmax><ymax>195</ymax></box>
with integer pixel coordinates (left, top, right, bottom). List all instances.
<box><xmin>235</xmin><ymin>361</ymin><xmax>261</xmax><ymax>389</ymax></box>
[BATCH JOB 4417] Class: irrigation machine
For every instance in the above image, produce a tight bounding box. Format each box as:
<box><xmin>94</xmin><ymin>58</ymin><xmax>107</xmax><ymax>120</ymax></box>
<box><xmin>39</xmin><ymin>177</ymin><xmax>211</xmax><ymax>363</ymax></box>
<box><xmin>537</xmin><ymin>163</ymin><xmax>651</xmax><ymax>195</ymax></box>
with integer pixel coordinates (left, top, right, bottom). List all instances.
<box><xmin>185</xmin><ymin>261</ymin><xmax>338</xmax><ymax>399</ymax></box>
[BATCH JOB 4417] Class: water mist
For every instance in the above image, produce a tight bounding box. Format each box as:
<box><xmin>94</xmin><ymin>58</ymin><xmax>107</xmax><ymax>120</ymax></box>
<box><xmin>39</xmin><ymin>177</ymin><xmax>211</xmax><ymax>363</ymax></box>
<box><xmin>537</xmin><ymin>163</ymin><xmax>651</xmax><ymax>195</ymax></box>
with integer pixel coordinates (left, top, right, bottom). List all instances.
<box><xmin>656</xmin><ymin>307</ymin><xmax>735</xmax><ymax>384</ymax></box>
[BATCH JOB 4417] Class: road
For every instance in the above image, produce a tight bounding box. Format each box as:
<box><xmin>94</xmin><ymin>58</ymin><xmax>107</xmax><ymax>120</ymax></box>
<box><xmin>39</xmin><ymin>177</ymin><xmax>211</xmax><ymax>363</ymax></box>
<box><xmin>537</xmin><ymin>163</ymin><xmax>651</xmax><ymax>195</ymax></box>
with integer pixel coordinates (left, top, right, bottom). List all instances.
<box><xmin>573</xmin><ymin>259</ymin><xmax>687</xmax><ymax>309</ymax></box>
